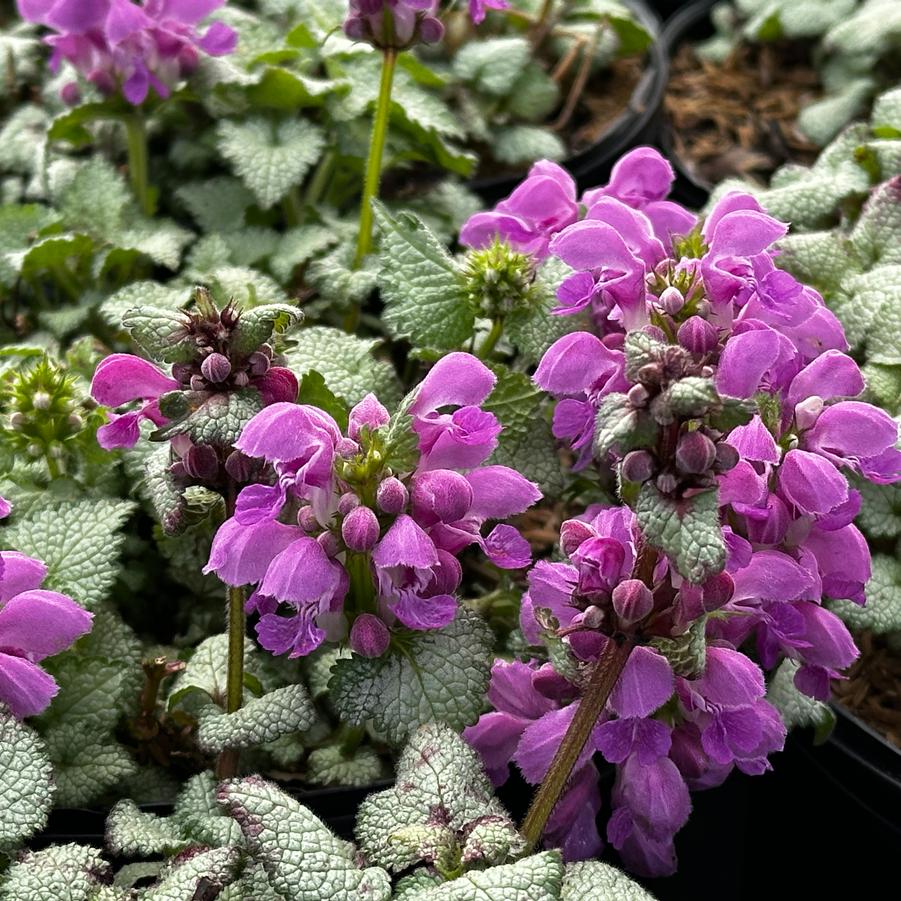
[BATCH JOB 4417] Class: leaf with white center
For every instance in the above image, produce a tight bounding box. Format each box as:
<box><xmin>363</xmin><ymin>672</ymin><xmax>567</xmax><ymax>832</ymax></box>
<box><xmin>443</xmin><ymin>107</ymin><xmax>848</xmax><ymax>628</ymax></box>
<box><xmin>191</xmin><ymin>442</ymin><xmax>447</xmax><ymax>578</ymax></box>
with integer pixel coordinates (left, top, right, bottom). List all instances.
<box><xmin>176</xmin><ymin>177</ymin><xmax>255</xmax><ymax>233</ymax></box>
<box><xmin>99</xmin><ymin>281</ymin><xmax>188</xmax><ymax>329</ymax></box>
<box><xmin>43</xmin><ymin>721</ymin><xmax>138</xmax><ymax>806</ymax></box>
<box><xmin>306</xmin><ymin>743</ymin><xmax>388</xmax><ymax>787</ymax></box>
<box><xmin>196</xmin><ymin>684</ymin><xmax>316</xmax><ymax>753</ymax></box>
<box><xmin>356</xmin><ymin>724</ymin><xmax>512</xmax><ymax>872</ymax></box>
<box><xmin>830</xmin><ymin>554</ymin><xmax>901</xmax><ymax>635</ymax></box>
<box><xmin>594</xmin><ymin>393</ymin><xmax>659</xmax><ymax>461</ymax></box>
<box><xmin>453</xmin><ymin>38</ymin><xmax>531</xmax><ymax>97</ymax></box>
<box><xmin>1</xmin><ymin>498</ymin><xmax>135</xmax><ymax>609</ymax></box>
<box><xmin>395</xmin><ymin>871</ymin><xmax>443</xmax><ymax>899</ymax></box>
<box><xmin>855</xmin><ymin>481</ymin><xmax>901</xmax><ymax>538</ymax></box>
<box><xmin>216</xmin><ymin>117</ymin><xmax>325</xmax><ymax>209</ymax></box>
<box><xmin>777</xmin><ymin>231</ymin><xmax>860</xmax><ymax>295</ymax></box>
<box><xmin>797</xmin><ymin>79</ymin><xmax>874</xmax><ymax>146</ymax></box>
<box><xmin>0</xmin><ymin>710</ymin><xmax>53</xmax><ymax>852</ymax></box>
<box><xmin>171</xmin><ymin>772</ymin><xmax>243</xmax><ymax>848</ymax></box>
<box><xmin>840</xmin><ymin>264</ymin><xmax>901</xmax><ymax>360</ymax></box>
<box><xmin>122</xmin><ymin>305</ymin><xmax>193</xmax><ymax>363</ymax></box>
<box><xmin>562</xmin><ymin>860</ymin><xmax>655</xmax><ymax>900</ymax></box>
<box><xmin>767</xmin><ymin>660</ymin><xmax>834</xmax><ymax>741</ymax></box>
<box><xmin>0</xmin><ymin>106</ymin><xmax>48</xmax><ymax>176</ymax></box>
<box><xmin>105</xmin><ymin>800</ymin><xmax>188</xmax><ymax>857</ymax></box>
<box><xmin>218</xmin><ymin>776</ymin><xmax>392</xmax><ymax>901</ymax></box>
<box><xmin>850</xmin><ymin>176</ymin><xmax>901</xmax><ymax>266</ymax></box>
<box><xmin>862</xmin><ymin>362</ymin><xmax>901</xmax><ymax>413</ymax></box>
<box><xmin>375</xmin><ymin>203</ymin><xmax>474</xmax><ymax>351</ymax></box>
<box><xmin>635</xmin><ymin>484</ymin><xmax>726</xmax><ymax>585</ymax></box>
<box><xmin>483</xmin><ymin>366</ymin><xmax>563</xmax><ymax>495</ymax></box>
<box><xmin>105</xmin><ymin>219</ymin><xmax>194</xmax><ymax>271</ymax></box>
<box><xmin>222</xmin><ymin>227</ymin><xmax>281</xmax><ymax>267</ymax></box>
<box><xmin>206</xmin><ymin>265</ymin><xmax>290</xmax><ymax>307</ymax></box>
<box><xmin>414</xmin><ymin>851</ymin><xmax>564</xmax><ymax>901</ymax></box>
<box><xmin>143</xmin><ymin>846</ymin><xmax>242</xmax><ymax>901</ymax></box>
<box><xmin>306</xmin><ymin>241</ymin><xmax>379</xmax><ymax>310</ymax></box>
<box><xmin>55</xmin><ymin>157</ymin><xmax>131</xmax><ymax>238</ymax></box>
<box><xmin>493</xmin><ymin>126</ymin><xmax>566</xmax><ymax>166</ymax></box>
<box><xmin>0</xmin><ymin>844</ymin><xmax>111</xmax><ymax>901</ymax></box>
<box><xmin>284</xmin><ymin>325</ymin><xmax>402</xmax><ymax>407</ymax></box>
<box><xmin>0</xmin><ymin>204</ymin><xmax>56</xmax><ymax>286</ymax></box>
<box><xmin>270</xmin><ymin>225</ymin><xmax>338</xmax><ymax>282</ymax></box>
<box><xmin>330</xmin><ymin>610</ymin><xmax>493</xmax><ymax>744</ymax></box>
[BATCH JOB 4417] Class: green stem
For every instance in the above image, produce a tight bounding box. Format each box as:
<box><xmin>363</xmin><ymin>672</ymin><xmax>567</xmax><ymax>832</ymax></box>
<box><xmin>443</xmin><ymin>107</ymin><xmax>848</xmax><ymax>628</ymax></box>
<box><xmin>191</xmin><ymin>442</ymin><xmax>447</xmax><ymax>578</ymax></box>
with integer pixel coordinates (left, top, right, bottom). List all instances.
<box><xmin>304</xmin><ymin>150</ymin><xmax>335</xmax><ymax>209</ymax></box>
<box><xmin>353</xmin><ymin>47</ymin><xmax>398</xmax><ymax>273</ymax></box>
<box><xmin>476</xmin><ymin>318</ymin><xmax>504</xmax><ymax>360</ymax></box>
<box><xmin>124</xmin><ymin>114</ymin><xmax>153</xmax><ymax>216</ymax></box>
<box><xmin>520</xmin><ymin>635</ymin><xmax>634</xmax><ymax>849</ymax></box>
<box><xmin>45</xmin><ymin>453</ymin><xmax>62</xmax><ymax>480</ymax></box>
<box><xmin>346</xmin><ymin>551</ymin><xmax>376</xmax><ymax>613</ymax></box>
<box><xmin>283</xmin><ymin>187</ymin><xmax>304</xmax><ymax>227</ymax></box>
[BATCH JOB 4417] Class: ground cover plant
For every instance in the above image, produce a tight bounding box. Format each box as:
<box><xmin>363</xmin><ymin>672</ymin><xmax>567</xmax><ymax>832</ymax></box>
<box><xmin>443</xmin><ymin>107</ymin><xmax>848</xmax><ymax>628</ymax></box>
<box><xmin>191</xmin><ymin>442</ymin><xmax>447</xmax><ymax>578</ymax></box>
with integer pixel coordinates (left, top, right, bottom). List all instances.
<box><xmin>1</xmin><ymin>1</ymin><xmax>899</xmax><ymax>898</ymax></box>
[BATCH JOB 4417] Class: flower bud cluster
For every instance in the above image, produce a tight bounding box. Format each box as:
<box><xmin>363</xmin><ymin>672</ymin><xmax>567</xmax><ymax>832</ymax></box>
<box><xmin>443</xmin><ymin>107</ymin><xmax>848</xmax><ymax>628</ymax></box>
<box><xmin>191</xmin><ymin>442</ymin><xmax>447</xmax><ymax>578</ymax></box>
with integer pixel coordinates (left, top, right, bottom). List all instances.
<box><xmin>344</xmin><ymin>0</ymin><xmax>444</xmax><ymax>50</ymax></box>
<box><xmin>205</xmin><ymin>353</ymin><xmax>541</xmax><ymax>661</ymax></box>
<box><xmin>460</xmin><ymin>238</ymin><xmax>539</xmax><ymax>319</ymax></box>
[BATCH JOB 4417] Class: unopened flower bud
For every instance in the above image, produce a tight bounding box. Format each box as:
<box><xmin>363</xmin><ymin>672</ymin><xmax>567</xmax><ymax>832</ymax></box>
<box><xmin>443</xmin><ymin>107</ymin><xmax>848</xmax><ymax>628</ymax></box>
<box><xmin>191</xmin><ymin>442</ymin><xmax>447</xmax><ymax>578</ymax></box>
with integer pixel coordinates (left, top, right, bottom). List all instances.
<box><xmin>338</xmin><ymin>492</ymin><xmax>360</xmax><ymax>516</ymax></box>
<box><xmin>297</xmin><ymin>506</ymin><xmax>319</xmax><ymax>533</ymax></box>
<box><xmin>581</xmin><ymin>605</ymin><xmax>606</xmax><ymax>629</ymax></box>
<box><xmin>675</xmin><ymin>431</ymin><xmax>717</xmax><ymax>475</ymax></box>
<box><xmin>183</xmin><ymin>444</ymin><xmax>220</xmax><ymax>481</ymax></box>
<box><xmin>190</xmin><ymin>375</ymin><xmax>206</xmax><ymax>391</ymax></box>
<box><xmin>349</xmin><ymin>613</ymin><xmax>390</xmax><ymax>658</ymax></box>
<box><xmin>677</xmin><ymin>316</ymin><xmax>718</xmax><ymax>354</ymax></box>
<box><xmin>627</xmin><ymin>384</ymin><xmax>650</xmax><ymax>408</ymax></box>
<box><xmin>377</xmin><ymin>476</ymin><xmax>408</xmax><ymax>514</ymax></box>
<box><xmin>659</xmin><ymin>286</ymin><xmax>685</xmax><ymax>315</ymax></box>
<box><xmin>637</xmin><ymin>363</ymin><xmax>662</xmax><ymax>387</ymax></box>
<box><xmin>201</xmin><ymin>352</ymin><xmax>231</xmax><ymax>383</ymax></box>
<box><xmin>67</xmin><ymin>413</ymin><xmax>84</xmax><ymax>431</ymax></box>
<box><xmin>32</xmin><ymin>392</ymin><xmax>51</xmax><ymax>410</ymax></box>
<box><xmin>342</xmin><ymin>505</ymin><xmax>380</xmax><ymax>552</ymax></box>
<box><xmin>621</xmin><ymin>450</ymin><xmax>656</xmax><ymax>483</ymax></box>
<box><xmin>317</xmin><ymin>530</ymin><xmax>340</xmax><ymax>557</ymax></box>
<box><xmin>26</xmin><ymin>442</ymin><xmax>42</xmax><ymax>457</ymax></box>
<box><xmin>702</xmin><ymin>571</ymin><xmax>734</xmax><ymax>612</ymax></box>
<box><xmin>9</xmin><ymin>412</ymin><xmax>26</xmax><ymax>429</ymax></box>
<box><xmin>411</xmin><ymin>470</ymin><xmax>473</xmax><ymax>525</ymax></box>
<box><xmin>171</xmin><ymin>362</ymin><xmax>193</xmax><ymax>385</ymax></box>
<box><xmin>714</xmin><ymin>441</ymin><xmax>740</xmax><ymax>473</ymax></box>
<box><xmin>48</xmin><ymin>442</ymin><xmax>65</xmax><ymax>459</ymax></box>
<box><xmin>233</xmin><ymin>371</ymin><xmax>250</xmax><ymax>387</ymax></box>
<box><xmin>642</xmin><ymin>325</ymin><xmax>668</xmax><ymax>343</ymax></box>
<box><xmin>560</xmin><ymin>519</ymin><xmax>594</xmax><ymax>557</ymax></box>
<box><xmin>224</xmin><ymin>450</ymin><xmax>253</xmax><ymax>482</ymax></box>
<box><xmin>794</xmin><ymin>396</ymin><xmax>824</xmax><ymax>432</ymax></box>
<box><xmin>612</xmin><ymin>579</ymin><xmax>654</xmax><ymax>625</ymax></box>
<box><xmin>656</xmin><ymin>472</ymin><xmax>678</xmax><ymax>494</ymax></box>
<box><xmin>247</xmin><ymin>352</ymin><xmax>270</xmax><ymax>377</ymax></box>
<box><xmin>336</xmin><ymin>437</ymin><xmax>360</xmax><ymax>458</ymax></box>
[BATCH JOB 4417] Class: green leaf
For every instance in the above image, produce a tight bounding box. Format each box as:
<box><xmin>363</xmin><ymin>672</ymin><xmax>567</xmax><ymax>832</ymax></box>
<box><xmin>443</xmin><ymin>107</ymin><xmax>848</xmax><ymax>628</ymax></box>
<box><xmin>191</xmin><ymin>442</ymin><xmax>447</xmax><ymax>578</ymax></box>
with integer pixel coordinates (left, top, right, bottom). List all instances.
<box><xmin>0</xmin><ymin>711</ymin><xmax>54</xmax><ymax>852</ymax></box>
<box><xmin>56</xmin><ymin>157</ymin><xmax>131</xmax><ymax>238</ymax></box>
<box><xmin>217</xmin><ymin>116</ymin><xmax>326</xmax><ymax>209</ymax></box>
<box><xmin>176</xmin><ymin>176</ymin><xmax>255</xmax><ymax>232</ymax></box>
<box><xmin>231</xmin><ymin>302</ymin><xmax>302</xmax><ymax>356</ymax></box>
<box><xmin>0</xmin><ymin>845</ymin><xmax>111</xmax><ymax>901</ymax></box>
<box><xmin>830</xmin><ymin>554</ymin><xmax>901</xmax><ymax>634</ymax></box>
<box><xmin>219</xmin><ymin>776</ymin><xmax>392</xmax><ymax>901</ymax></box>
<box><xmin>330</xmin><ymin>610</ymin><xmax>493</xmax><ymax>744</ymax></box>
<box><xmin>855</xmin><ymin>480</ymin><xmax>901</xmax><ymax>538</ymax></box>
<box><xmin>375</xmin><ymin>203</ymin><xmax>474</xmax><ymax>351</ymax></box>
<box><xmin>121</xmin><ymin>305</ymin><xmax>194</xmax><ymax>363</ymax></box>
<box><xmin>593</xmin><ymin>393</ymin><xmax>659</xmax><ymax>461</ymax></box>
<box><xmin>635</xmin><ymin>484</ymin><xmax>726</xmax><ymax>585</ymax></box>
<box><xmin>1</xmin><ymin>498</ymin><xmax>135</xmax><ymax>609</ymax></box>
<box><xmin>300</xmin><ymin>370</ymin><xmax>349</xmax><ymax>431</ymax></box>
<box><xmin>850</xmin><ymin>177</ymin><xmax>901</xmax><ymax>266</ymax></box>
<box><xmin>157</xmin><ymin>388</ymin><xmax>264</xmax><ymax>447</ymax></box>
<box><xmin>283</xmin><ymin>325</ymin><xmax>402</xmax><ymax>407</ymax></box>
<box><xmin>415</xmin><ymin>851</ymin><xmax>564</xmax><ymax>901</ymax></box>
<box><xmin>306</xmin><ymin>743</ymin><xmax>388</xmax><ymax>788</ymax></box>
<box><xmin>562</xmin><ymin>860</ymin><xmax>655</xmax><ymax>900</ymax></box>
<box><xmin>143</xmin><ymin>846</ymin><xmax>242</xmax><ymax>901</ymax></box>
<box><xmin>483</xmin><ymin>367</ymin><xmax>563</xmax><ymax>495</ymax></box>
<box><xmin>172</xmin><ymin>772</ymin><xmax>243</xmax><ymax>848</ymax></box>
<box><xmin>196</xmin><ymin>684</ymin><xmax>317</xmax><ymax>753</ymax></box>
<box><xmin>99</xmin><ymin>281</ymin><xmax>188</xmax><ymax>329</ymax></box>
<box><xmin>356</xmin><ymin>723</ymin><xmax>515</xmax><ymax>873</ymax></box>
<box><xmin>0</xmin><ymin>204</ymin><xmax>56</xmax><ymax>287</ymax></box>
<box><xmin>270</xmin><ymin>225</ymin><xmax>338</xmax><ymax>282</ymax></box>
<box><xmin>453</xmin><ymin>38</ymin><xmax>531</xmax><ymax>97</ymax></box>
<box><xmin>493</xmin><ymin>126</ymin><xmax>566</xmax><ymax>167</ymax></box>
<box><xmin>105</xmin><ymin>800</ymin><xmax>188</xmax><ymax>857</ymax></box>
<box><xmin>47</xmin><ymin>101</ymin><xmax>120</xmax><ymax>146</ymax></box>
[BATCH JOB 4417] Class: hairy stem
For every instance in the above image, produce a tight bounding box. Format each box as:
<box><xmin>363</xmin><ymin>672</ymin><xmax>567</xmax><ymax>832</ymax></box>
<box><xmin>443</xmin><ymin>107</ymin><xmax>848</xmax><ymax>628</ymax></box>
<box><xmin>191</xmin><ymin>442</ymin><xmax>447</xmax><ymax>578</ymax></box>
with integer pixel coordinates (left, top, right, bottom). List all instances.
<box><xmin>520</xmin><ymin>635</ymin><xmax>634</xmax><ymax>848</ymax></box>
<box><xmin>531</xmin><ymin>0</ymin><xmax>556</xmax><ymax>47</ymax></box>
<box><xmin>124</xmin><ymin>114</ymin><xmax>153</xmax><ymax>216</ymax></box>
<box><xmin>352</xmin><ymin>47</ymin><xmax>398</xmax><ymax>274</ymax></box>
<box><xmin>476</xmin><ymin>318</ymin><xmax>504</xmax><ymax>360</ymax></box>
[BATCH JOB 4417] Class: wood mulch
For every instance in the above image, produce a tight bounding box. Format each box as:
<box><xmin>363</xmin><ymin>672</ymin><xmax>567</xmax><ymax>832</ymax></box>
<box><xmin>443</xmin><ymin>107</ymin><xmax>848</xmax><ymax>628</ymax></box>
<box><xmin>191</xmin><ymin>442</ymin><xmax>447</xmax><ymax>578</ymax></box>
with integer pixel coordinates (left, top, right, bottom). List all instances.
<box><xmin>833</xmin><ymin>631</ymin><xmax>901</xmax><ymax>749</ymax></box>
<box><xmin>664</xmin><ymin>41</ymin><xmax>821</xmax><ymax>187</ymax></box>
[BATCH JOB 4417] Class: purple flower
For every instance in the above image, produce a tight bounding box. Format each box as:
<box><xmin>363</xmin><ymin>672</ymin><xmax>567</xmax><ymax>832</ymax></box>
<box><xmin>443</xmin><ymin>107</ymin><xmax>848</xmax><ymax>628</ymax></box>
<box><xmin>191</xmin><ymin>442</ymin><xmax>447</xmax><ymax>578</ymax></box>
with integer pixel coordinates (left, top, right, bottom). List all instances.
<box><xmin>460</xmin><ymin>161</ymin><xmax>578</xmax><ymax>260</ymax></box>
<box><xmin>19</xmin><ymin>0</ymin><xmax>237</xmax><ymax>105</ymax></box>
<box><xmin>90</xmin><ymin>353</ymin><xmax>178</xmax><ymax>450</ymax></box>
<box><xmin>0</xmin><ymin>552</ymin><xmax>93</xmax><ymax>718</ymax></box>
<box><xmin>344</xmin><ymin>0</ymin><xmax>443</xmax><ymax>49</ymax></box>
<box><xmin>468</xmin><ymin>0</ymin><xmax>509</xmax><ymax>24</ymax></box>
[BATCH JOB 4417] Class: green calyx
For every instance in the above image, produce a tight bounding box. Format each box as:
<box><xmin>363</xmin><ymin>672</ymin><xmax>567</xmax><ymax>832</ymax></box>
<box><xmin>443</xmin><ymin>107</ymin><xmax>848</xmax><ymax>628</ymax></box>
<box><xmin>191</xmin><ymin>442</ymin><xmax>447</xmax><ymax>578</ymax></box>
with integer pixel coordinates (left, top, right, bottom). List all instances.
<box><xmin>460</xmin><ymin>238</ymin><xmax>539</xmax><ymax>319</ymax></box>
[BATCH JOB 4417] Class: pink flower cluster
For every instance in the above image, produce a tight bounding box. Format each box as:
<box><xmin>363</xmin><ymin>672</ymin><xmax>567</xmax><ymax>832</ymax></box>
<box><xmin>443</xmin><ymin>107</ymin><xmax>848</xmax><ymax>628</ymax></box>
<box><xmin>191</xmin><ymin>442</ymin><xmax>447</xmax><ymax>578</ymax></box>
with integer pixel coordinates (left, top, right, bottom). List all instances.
<box><xmin>462</xmin><ymin>148</ymin><xmax>901</xmax><ymax>876</ymax></box>
<box><xmin>18</xmin><ymin>0</ymin><xmax>237</xmax><ymax>104</ymax></box>
<box><xmin>205</xmin><ymin>353</ymin><xmax>541</xmax><ymax>659</ymax></box>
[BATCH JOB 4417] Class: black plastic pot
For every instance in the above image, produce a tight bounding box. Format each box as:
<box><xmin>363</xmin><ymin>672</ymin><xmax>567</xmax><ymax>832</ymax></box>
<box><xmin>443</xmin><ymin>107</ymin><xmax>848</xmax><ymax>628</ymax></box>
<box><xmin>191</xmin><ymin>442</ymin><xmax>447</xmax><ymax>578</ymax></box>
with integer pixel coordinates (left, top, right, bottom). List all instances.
<box><xmin>646</xmin><ymin>0</ymin><xmax>705</xmax><ymax>22</ymax></box>
<box><xmin>659</xmin><ymin>0</ymin><xmax>718</xmax><ymax>208</ymax></box>
<box><xmin>469</xmin><ymin>0</ymin><xmax>669</xmax><ymax>204</ymax></box>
